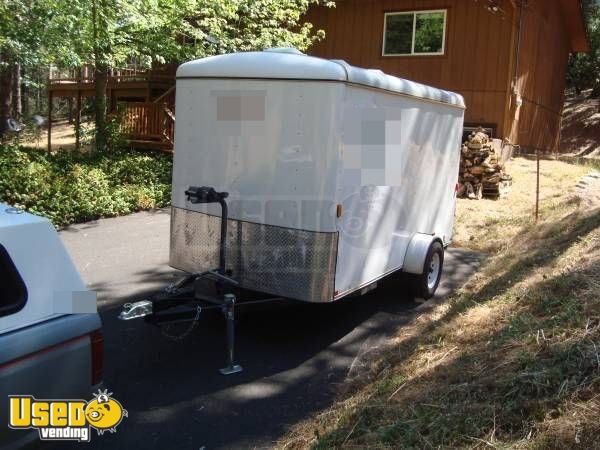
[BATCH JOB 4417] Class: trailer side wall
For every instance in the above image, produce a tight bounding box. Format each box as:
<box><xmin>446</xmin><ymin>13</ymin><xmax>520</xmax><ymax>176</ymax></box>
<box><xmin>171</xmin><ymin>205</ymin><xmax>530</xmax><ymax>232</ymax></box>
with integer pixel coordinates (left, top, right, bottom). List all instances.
<box><xmin>333</xmin><ymin>85</ymin><xmax>463</xmax><ymax>297</ymax></box>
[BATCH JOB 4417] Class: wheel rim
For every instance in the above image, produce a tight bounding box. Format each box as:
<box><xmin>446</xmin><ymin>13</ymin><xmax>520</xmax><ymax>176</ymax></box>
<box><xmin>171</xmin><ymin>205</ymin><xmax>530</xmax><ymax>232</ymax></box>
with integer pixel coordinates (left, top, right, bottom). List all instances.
<box><xmin>427</xmin><ymin>253</ymin><xmax>441</xmax><ymax>290</ymax></box>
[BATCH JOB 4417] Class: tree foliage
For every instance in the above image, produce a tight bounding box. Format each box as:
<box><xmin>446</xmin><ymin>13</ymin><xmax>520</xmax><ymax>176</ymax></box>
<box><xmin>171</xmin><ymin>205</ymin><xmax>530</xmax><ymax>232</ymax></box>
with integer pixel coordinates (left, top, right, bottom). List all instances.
<box><xmin>0</xmin><ymin>1</ymin><xmax>55</xmax><ymax>65</ymax></box>
<box><xmin>0</xmin><ymin>1</ymin><xmax>58</xmax><ymax>135</ymax></box>
<box><xmin>2</xmin><ymin>0</ymin><xmax>328</xmax><ymax>70</ymax></box>
<box><xmin>43</xmin><ymin>0</ymin><xmax>328</xmax><ymax>67</ymax></box>
<box><xmin>566</xmin><ymin>0</ymin><xmax>600</xmax><ymax>96</ymax></box>
<box><xmin>0</xmin><ymin>0</ymin><xmax>332</xmax><ymax>144</ymax></box>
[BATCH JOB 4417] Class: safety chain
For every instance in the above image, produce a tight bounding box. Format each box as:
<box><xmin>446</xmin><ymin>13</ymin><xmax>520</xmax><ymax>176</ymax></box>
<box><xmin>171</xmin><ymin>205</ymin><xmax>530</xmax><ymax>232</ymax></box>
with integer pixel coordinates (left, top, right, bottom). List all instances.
<box><xmin>160</xmin><ymin>305</ymin><xmax>202</xmax><ymax>342</ymax></box>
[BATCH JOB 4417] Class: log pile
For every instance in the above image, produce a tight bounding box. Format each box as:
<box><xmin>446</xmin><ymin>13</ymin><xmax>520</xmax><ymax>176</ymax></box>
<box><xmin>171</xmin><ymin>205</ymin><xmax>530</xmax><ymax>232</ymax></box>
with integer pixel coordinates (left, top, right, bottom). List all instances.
<box><xmin>458</xmin><ymin>128</ymin><xmax>512</xmax><ymax>199</ymax></box>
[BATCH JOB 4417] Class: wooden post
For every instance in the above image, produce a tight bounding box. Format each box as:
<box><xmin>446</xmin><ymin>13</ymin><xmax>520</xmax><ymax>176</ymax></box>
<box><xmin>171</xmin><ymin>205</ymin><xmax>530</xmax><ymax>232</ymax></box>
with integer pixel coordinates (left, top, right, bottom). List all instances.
<box><xmin>75</xmin><ymin>90</ymin><xmax>82</xmax><ymax>150</ymax></box>
<box><xmin>47</xmin><ymin>91</ymin><xmax>52</xmax><ymax>152</ymax></box>
<box><xmin>535</xmin><ymin>148</ymin><xmax>540</xmax><ymax>222</ymax></box>
<box><xmin>67</xmin><ymin>97</ymin><xmax>73</xmax><ymax>124</ymax></box>
<box><xmin>146</xmin><ymin>69</ymin><xmax>151</xmax><ymax>102</ymax></box>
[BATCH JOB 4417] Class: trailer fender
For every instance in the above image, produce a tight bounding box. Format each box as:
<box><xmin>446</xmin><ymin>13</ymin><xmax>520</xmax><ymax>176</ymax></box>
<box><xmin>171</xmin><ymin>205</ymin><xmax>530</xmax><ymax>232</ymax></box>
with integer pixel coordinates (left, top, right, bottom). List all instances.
<box><xmin>403</xmin><ymin>233</ymin><xmax>442</xmax><ymax>275</ymax></box>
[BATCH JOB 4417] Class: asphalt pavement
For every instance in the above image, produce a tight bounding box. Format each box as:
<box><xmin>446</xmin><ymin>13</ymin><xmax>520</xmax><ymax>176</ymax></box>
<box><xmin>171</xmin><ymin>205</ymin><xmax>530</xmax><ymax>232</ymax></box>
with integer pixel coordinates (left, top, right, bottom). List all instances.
<box><xmin>59</xmin><ymin>209</ymin><xmax>483</xmax><ymax>449</ymax></box>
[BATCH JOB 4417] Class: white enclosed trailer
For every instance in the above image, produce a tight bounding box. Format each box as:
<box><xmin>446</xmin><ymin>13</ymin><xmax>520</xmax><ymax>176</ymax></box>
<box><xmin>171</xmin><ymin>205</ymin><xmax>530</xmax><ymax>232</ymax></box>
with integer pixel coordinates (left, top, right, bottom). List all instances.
<box><xmin>120</xmin><ymin>49</ymin><xmax>465</xmax><ymax>374</ymax></box>
<box><xmin>169</xmin><ymin>49</ymin><xmax>465</xmax><ymax>303</ymax></box>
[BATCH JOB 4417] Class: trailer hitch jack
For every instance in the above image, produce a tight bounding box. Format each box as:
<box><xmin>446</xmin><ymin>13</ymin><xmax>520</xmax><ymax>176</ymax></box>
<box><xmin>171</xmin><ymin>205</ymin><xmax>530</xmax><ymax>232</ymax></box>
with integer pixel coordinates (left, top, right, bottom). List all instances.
<box><xmin>219</xmin><ymin>293</ymin><xmax>243</xmax><ymax>375</ymax></box>
<box><xmin>186</xmin><ymin>186</ymin><xmax>242</xmax><ymax>374</ymax></box>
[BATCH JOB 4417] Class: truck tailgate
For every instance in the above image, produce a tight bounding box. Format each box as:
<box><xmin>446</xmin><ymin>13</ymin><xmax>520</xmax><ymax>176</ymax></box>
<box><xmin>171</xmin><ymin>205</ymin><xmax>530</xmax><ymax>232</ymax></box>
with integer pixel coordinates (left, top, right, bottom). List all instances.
<box><xmin>0</xmin><ymin>313</ymin><xmax>102</xmax><ymax>449</ymax></box>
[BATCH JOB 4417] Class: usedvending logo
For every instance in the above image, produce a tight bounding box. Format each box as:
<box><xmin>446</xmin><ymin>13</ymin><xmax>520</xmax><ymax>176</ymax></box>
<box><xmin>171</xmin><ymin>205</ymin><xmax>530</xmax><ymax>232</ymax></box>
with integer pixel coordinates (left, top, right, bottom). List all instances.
<box><xmin>8</xmin><ymin>389</ymin><xmax>127</xmax><ymax>442</ymax></box>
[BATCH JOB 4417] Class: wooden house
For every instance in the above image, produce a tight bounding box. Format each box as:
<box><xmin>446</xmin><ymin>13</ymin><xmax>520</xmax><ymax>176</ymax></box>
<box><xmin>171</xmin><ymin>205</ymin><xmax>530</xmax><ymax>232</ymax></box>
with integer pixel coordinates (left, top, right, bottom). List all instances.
<box><xmin>305</xmin><ymin>0</ymin><xmax>589</xmax><ymax>152</ymax></box>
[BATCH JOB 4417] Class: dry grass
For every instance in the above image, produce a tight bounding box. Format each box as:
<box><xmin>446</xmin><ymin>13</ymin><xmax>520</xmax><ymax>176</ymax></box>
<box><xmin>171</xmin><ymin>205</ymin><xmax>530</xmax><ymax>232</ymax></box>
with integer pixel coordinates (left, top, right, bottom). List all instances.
<box><xmin>560</xmin><ymin>91</ymin><xmax>600</xmax><ymax>158</ymax></box>
<box><xmin>453</xmin><ymin>158</ymin><xmax>589</xmax><ymax>252</ymax></box>
<box><xmin>279</xmin><ymin>157</ymin><xmax>600</xmax><ymax>449</ymax></box>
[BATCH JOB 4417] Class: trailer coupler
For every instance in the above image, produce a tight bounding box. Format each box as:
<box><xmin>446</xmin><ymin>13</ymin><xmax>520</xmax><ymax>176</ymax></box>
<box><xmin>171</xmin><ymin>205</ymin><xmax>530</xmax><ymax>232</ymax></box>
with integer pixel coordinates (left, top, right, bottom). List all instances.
<box><xmin>119</xmin><ymin>300</ymin><xmax>153</xmax><ymax>320</ymax></box>
<box><xmin>117</xmin><ymin>280</ymin><xmax>244</xmax><ymax>375</ymax></box>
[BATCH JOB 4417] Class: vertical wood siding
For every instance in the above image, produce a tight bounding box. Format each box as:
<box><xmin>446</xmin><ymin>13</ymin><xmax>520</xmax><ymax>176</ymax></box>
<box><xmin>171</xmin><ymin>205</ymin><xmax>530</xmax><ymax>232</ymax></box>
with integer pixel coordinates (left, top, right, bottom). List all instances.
<box><xmin>507</xmin><ymin>0</ymin><xmax>571</xmax><ymax>152</ymax></box>
<box><xmin>306</xmin><ymin>0</ymin><xmax>515</xmax><ymax>137</ymax></box>
<box><xmin>306</xmin><ymin>0</ymin><xmax>574</xmax><ymax>152</ymax></box>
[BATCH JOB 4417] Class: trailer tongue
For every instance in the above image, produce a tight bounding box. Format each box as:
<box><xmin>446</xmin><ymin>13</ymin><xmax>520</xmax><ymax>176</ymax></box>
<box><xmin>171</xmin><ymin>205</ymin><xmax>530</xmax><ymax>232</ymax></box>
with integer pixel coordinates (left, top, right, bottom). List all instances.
<box><xmin>118</xmin><ymin>48</ymin><xmax>465</xmax><ymax>374</ymax></box>
<box><xmin>119</xmin><ymin>186</ymin><xmax>285</xmax><ymax>375</ymax></box>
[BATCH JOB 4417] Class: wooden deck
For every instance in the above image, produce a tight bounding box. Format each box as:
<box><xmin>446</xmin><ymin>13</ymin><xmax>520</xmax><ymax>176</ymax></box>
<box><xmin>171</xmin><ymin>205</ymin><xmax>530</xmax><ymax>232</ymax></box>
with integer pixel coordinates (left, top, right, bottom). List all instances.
<box><xmin>48</xmin><ymin>71</ymin><xmax>174</xmax><ymax>98</ymax></box>
<box><xmin>47</xmin><ymin>66</ymin><xmax>176</xmax><ymax>151</ymax></box>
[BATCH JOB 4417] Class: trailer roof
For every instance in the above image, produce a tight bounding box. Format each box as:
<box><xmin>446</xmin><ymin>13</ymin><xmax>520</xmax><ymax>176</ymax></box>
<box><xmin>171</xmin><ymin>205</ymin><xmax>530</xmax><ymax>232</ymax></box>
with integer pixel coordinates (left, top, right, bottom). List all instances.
<box><xmin>177</xmin><ymin>49</ymin><xmax>465</xmax><ymax>108</ymax></box>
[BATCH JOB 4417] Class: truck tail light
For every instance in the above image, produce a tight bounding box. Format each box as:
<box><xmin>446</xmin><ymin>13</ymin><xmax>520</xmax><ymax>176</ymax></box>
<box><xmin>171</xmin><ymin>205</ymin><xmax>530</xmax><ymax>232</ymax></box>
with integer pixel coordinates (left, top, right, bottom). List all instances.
<box><xmin>90</xmin><ymin>329</ymin><xmax>104</xmax><ymax>385</ymax></box>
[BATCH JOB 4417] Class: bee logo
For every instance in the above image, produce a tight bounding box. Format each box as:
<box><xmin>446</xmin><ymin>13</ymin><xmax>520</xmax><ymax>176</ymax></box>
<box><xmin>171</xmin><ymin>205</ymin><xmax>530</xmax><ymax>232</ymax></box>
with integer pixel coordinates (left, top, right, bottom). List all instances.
<box><xmin>84</xmin><ymin>390</ymin><xmax>128</xmax><ymax>435</ymax></box>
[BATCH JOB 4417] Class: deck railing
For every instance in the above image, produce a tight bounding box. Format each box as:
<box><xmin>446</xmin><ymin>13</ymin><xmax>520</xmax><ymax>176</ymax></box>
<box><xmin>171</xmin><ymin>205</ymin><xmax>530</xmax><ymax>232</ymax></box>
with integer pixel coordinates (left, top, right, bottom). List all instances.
<box><xmin>118</xmin><ymin>102</ymin><xmax>175</xmax><ymax>149</ymax></box>
<box><xmin>48</xmin><ymin>67</ymin><xmax>174</xmax><ymax>85</ymax></box>
<box><xmin>48</xmin><ymin>73</ymin><xmax>175</xmax><ymax>86</ymax></box>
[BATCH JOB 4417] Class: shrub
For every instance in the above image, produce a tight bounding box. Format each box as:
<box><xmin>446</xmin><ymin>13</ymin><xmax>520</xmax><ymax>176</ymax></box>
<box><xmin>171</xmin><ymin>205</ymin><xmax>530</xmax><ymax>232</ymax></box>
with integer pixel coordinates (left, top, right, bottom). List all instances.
<box><xmin>0</xmin><ymin>145</ymin><xmax>172</xmax><ymax>227</ymax></box>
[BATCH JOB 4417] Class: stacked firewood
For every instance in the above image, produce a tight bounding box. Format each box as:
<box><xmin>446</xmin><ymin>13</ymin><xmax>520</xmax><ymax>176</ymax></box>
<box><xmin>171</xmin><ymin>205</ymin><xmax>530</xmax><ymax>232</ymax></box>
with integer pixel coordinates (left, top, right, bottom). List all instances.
<box><xmin>458</xmin><ymin>128</ymin><xmax>512</xmax><ymax>199</ymax></box>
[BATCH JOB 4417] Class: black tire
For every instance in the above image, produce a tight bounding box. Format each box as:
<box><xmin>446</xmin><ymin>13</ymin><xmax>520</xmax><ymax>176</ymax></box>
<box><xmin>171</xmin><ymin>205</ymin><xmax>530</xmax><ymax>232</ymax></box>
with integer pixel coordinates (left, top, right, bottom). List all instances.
<box><xmin>407</xmin><ymin>241</ymin><xmax>444</xmax><ymax>299</ymax></box>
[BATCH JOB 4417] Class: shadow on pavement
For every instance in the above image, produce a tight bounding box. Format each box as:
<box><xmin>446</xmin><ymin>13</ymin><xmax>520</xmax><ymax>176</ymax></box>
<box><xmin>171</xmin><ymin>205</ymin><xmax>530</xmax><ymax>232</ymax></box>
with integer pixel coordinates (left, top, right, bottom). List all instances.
<box><xmin>84</xmin><ymin>249</ymin><xmax>484</xmax><ymax>449</ymax></box>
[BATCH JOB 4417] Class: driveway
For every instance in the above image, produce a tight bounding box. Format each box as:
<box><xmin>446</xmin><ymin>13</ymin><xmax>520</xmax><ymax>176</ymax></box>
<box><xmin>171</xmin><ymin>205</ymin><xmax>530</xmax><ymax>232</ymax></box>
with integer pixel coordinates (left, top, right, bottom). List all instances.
<box><xmin>60</xmin><ymin>209</ymin><xmax>483</xmax><ymax>449</ymax></box>
<box><xmin>60</xmin><ymin>208</ymin><xmax>181</xmax><ymax>309</ymax></box>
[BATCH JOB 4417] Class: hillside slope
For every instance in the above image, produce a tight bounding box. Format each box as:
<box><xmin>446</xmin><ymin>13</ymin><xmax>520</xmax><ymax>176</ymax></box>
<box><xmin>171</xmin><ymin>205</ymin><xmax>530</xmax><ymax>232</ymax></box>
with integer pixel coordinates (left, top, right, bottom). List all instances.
<box><xmin>560</xmin><ymin>92</ymin><xmax>600</xmax><ymax>158</ymax></box>
<box><xmin>281</xmin><ymin>158</ymin><xmax>599</xmax><ymax>449</ymax></box>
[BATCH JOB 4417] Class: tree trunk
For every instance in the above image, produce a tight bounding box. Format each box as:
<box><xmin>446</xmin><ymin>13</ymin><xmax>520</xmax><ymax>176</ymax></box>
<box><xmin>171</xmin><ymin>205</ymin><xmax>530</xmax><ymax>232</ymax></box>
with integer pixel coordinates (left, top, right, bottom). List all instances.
<box><xmin>92</xmin><ymin>0</ymin><xmax>109</xmax><ymax>152</ymax></box>
<box><xmin>12</xmin><ymin>62</ymin><xmax>22</xmax><ymax>119</ymax></box>
<box><xmin>0</xmin><ymin>53</ymin><xmax>12</xmax><ymax>138</ymax></box>
<box><xmin>21</xmin><ymin>67</ymin><xmax>29</xmax><ymax>119</ymax></box>
<box><xmin>68</xmin><ymin>98</ymin><xmax>73</xmax><ymax>124</ymax></box>
<box><xmin>94</xmin><ymin>64</ymin><xmax>109</xmax><ymax>151</ymax></box>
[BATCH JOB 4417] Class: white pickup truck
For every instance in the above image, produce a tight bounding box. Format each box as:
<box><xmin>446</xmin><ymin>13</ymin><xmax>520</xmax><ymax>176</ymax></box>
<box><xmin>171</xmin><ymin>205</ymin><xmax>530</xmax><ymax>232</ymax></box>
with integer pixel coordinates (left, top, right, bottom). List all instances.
<box><xmin>0</xmin><ymin>204</ymin><xmax>103</xmax><ymax>449</ymax></box>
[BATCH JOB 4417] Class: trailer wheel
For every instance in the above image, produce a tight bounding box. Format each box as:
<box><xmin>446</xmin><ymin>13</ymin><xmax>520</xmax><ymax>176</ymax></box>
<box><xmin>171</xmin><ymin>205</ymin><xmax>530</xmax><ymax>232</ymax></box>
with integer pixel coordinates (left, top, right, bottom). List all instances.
<box><xmin>408</xmin><ymin>241</ymin><xmax>444</xmax><ymax>299</ymax></box>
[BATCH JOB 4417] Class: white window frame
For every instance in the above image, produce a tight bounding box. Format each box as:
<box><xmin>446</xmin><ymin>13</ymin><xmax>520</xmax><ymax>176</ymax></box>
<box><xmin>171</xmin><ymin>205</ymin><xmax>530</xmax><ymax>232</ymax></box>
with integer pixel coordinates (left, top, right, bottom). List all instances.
<box><xmin>382</xmin><ymin>9</ymin><xmax>447</xmax><ymax>57</ymax></box>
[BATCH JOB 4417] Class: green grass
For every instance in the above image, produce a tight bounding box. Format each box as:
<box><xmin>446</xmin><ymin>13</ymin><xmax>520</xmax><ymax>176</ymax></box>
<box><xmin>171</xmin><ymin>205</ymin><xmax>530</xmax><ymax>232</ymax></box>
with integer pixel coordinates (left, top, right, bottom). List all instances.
<box><xmin>0</xmin><ymin>144</ymin><xmax>172</xmax><ymax>227</ymax></box>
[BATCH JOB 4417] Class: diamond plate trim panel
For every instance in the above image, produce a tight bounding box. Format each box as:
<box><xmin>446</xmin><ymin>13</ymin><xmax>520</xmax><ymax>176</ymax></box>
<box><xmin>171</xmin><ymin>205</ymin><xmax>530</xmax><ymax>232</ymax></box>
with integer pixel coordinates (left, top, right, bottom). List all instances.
<box><xmin>169</xmin><ymin>207</ymin><xmax>338</xmax><ymax>302</ymax></box>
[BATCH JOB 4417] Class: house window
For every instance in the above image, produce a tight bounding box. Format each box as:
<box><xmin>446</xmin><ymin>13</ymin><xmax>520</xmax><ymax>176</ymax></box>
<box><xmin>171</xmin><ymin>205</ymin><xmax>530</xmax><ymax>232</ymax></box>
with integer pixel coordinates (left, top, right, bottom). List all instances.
<box><xmin>383</xmin><ymin>10</ymin><xmax>447</xmax><ymax>56</ymax></box>
<box><xmin>0</xmin><ymin>244</ymin><xmax>27</xmax><ymax>317</ymax></box>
